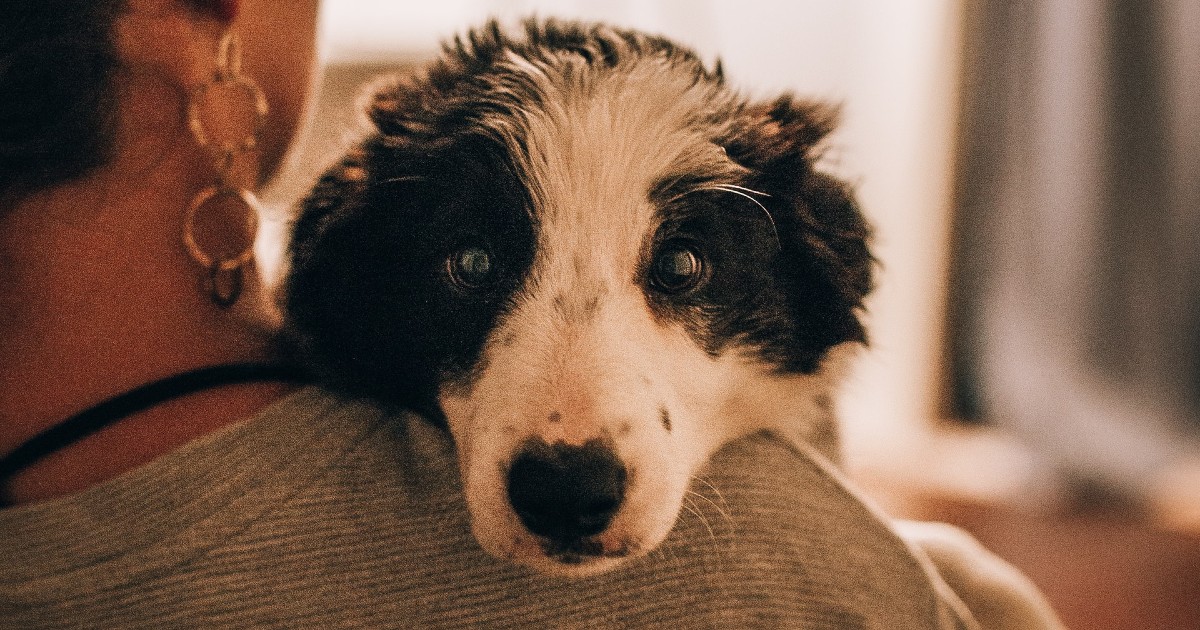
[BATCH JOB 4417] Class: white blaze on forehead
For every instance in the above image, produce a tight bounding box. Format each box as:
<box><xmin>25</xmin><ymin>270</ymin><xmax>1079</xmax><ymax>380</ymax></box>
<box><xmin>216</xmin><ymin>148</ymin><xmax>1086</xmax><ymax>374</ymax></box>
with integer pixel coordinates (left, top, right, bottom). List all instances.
<box><xmin>485</xmin><ymin>51</ymin><xmax>743</xmax><ymax>289</ymax></box>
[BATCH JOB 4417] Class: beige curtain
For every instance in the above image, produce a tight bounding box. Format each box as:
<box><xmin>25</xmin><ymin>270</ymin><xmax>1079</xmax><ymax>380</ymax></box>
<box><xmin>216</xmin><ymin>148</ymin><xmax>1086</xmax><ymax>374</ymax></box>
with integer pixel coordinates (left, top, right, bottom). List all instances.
<box><xmin>948</xmin><ymin>0</ymin><xmax>1200</xmax><ymax>498</ymax></box>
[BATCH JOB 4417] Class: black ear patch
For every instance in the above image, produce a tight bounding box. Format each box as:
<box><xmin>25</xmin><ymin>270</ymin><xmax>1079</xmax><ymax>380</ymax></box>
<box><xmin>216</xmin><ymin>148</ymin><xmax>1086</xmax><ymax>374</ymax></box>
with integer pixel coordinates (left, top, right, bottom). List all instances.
<box><xmin>716</xmin><ymin>96</ymin><xmax>874</xmax><ymax>372</ymax></box>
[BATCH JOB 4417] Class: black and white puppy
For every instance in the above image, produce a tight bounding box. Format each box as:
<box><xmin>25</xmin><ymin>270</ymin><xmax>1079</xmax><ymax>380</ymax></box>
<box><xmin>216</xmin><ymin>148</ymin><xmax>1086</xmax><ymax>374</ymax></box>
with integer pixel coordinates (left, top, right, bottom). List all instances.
<box><xmin>286</xmin><ymin>18</ymin><xmax>872</xmax><ymax>576</ymax></box>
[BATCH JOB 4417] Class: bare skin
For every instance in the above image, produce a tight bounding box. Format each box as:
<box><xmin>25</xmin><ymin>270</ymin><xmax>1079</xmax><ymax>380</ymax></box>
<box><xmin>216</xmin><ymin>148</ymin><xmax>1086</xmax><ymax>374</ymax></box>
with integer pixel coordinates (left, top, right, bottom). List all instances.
<box><xmin>0</xmin><ymin>0</ymin><xmax>320</xmax><ymax>504</ymax></box>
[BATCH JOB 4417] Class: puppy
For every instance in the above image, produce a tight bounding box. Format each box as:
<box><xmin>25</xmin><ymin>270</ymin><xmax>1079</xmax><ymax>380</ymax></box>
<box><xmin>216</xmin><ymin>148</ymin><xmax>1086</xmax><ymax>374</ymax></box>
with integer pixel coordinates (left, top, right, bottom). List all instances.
<box><xmin>283</xmin><ymin>20</ymin><xmax>1063</xmax><ymax>629</ymax></box>
<box><xmin>287</xmin><ymin>17</ymin><xmax>867</xmax><ymax>574</ymax></box>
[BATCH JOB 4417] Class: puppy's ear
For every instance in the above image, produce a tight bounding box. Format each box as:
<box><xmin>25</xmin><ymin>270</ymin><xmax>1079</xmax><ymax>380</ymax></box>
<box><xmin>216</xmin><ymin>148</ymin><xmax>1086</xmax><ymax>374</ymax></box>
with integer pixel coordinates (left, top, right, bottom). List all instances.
<box><xmin>724</xmin><ymin>96</ymin><xmax>874</xmax><ymax>357</ymax></box>
<box><xmin>364</xmin><ymin>20</ymin><xmax>513</xmax><ymax>148</ymax></box>
<box><xmin>360</xmin><ymin>71</ymin><xmax>456</xmax><ymax>151</ymax></box>
<box><xmin>722</xmin><ymin>96</ymin><xmax>840</xmax><ymax>174</ymax></box>
<box><xmin>287</xmin><ymin>69</ymin><xmax>434</xmax><ymax>291</ymax></box>
<box><xmin>283</xmin><ymin>142</ymin><xmax>373</xmax><ymax>380</ymax></box>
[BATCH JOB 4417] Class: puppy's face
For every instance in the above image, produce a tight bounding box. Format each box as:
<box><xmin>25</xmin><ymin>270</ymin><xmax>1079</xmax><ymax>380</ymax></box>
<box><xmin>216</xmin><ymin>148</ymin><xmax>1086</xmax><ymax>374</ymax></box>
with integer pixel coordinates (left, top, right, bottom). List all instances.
<box><xmin>286</xmin><ymin>21</ymin><xmax>872</xmax><ymax>576</ymax></box>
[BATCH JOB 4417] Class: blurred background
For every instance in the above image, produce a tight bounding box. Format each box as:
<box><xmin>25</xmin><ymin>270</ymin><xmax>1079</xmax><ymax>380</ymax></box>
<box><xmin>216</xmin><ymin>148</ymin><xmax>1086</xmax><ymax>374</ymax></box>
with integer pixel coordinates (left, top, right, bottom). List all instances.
<box><xmin>260</xmin><ymin>2</ymin><xmax>1200</xmax><ymax>628</ymax></box>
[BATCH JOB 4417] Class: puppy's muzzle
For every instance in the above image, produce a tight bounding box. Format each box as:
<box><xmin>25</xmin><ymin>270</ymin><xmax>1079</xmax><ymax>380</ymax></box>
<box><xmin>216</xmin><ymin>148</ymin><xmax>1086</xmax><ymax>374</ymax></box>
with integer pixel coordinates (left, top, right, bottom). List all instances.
<box><xmin>506</xmin><ymin>438</ymin><xmax>627</xmax><ymax>552</ymax></box>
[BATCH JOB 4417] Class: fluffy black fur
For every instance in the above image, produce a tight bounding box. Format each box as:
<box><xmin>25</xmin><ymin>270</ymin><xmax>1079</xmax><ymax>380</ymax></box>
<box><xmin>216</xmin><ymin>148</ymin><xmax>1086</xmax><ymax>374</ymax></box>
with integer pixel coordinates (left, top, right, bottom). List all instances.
<box><xmin>287</xmin><ymin>136</ymin><xmax>536</xmax><ymax>411</ymax></box>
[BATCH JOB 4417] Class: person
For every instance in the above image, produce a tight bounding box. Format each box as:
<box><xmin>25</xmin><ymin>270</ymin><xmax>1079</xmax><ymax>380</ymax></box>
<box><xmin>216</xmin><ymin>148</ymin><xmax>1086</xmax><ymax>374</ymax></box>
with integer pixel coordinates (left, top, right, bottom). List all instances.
<box><xmin>0</xmin><ymin>1</ymin><xmax>1054</xmax><ymax>627</ymax></box>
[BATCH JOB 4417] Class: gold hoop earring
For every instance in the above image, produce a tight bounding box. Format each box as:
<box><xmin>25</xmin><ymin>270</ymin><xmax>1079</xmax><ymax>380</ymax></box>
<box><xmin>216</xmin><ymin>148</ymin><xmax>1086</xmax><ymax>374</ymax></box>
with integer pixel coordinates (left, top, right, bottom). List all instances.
<box><xmin>184</xmin><ymin>29</ymin><xmax>269</xmax><ymax>308</ymax></box>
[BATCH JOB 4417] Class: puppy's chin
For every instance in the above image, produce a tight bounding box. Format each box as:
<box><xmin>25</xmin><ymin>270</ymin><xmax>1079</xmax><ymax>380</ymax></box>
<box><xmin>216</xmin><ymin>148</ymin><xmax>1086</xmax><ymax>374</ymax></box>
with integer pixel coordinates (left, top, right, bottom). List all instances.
<box><xmin>470</xmin><ymin>516</ymin><xmax>668</xmax><ymax>578</ymax></box>
<box><xmin>505</xmin><ymin>538</ymin><xmax>634</xmax><ymax>578</ymax></box>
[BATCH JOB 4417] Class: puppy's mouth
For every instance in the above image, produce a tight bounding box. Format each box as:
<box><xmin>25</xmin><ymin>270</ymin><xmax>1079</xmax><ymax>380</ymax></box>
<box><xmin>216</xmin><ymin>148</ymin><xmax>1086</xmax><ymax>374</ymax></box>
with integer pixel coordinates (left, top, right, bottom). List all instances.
<box><xmin>505</xmin><ymin>436</ymin><xmax>635</xmax><ymax>566</ymax></box>
<box><xmin>543</xmin><ymin>536</ymin><xmax>633</xmax><ymax>565</ymax></box>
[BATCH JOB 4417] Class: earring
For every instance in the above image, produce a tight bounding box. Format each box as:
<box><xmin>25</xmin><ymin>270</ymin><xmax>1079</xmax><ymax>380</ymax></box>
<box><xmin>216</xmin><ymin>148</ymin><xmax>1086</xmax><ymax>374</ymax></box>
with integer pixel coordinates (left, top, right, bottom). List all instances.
<box><xmin>184</xmin><ymin>29</ymin><xmax>268</xmax><ymax>308</ymax></box>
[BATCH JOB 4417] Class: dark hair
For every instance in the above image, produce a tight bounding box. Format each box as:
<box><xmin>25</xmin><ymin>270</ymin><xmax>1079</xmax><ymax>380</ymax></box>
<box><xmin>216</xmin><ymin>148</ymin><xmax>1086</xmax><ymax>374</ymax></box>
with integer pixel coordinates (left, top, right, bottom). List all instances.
<box><xmin>1</xmin><ymin>1</ymin><xmax>126</xmax><ymax>202</ymax></box>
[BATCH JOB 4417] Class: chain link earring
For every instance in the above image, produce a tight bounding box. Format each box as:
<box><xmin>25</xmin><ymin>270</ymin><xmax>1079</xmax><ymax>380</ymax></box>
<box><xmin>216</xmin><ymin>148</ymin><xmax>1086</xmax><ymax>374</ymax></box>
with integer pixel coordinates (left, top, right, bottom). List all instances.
<box><xmin>184</xmin><ymin>29</ymin><xmax>268</xmax><ymax>308</ymax></box>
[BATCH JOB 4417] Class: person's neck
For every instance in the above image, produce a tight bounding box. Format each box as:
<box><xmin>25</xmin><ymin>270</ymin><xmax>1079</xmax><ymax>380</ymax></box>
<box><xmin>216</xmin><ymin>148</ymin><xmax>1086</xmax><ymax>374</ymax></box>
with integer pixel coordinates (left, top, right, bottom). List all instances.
<box><xmin>0</xmin><ymin>96</ymin><xmax>291</xmax><ymax>505</ymax></box>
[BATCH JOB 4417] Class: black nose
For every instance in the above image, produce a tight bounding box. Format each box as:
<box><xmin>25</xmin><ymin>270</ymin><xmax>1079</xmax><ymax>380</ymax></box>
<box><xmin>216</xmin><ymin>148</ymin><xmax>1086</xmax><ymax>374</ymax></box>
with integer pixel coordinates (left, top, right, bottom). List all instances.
<box><xmin>506</xmin><ymin>438</ymin><xmax>627</xmax><ymax>543</ymax></box>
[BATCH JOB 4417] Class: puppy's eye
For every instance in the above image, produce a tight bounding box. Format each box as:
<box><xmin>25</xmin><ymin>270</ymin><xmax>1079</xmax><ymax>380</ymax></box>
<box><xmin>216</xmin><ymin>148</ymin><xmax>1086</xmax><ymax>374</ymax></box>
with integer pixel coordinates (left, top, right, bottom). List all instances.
<box><xmin>649</xmin><ymin>242</ymin><xmax>706</xmax><ymax>294</ymax></box>
<box><xmin>447</xmin><ymin>246</ymin><xmax>497</xmax><ymax>289</ymax></box>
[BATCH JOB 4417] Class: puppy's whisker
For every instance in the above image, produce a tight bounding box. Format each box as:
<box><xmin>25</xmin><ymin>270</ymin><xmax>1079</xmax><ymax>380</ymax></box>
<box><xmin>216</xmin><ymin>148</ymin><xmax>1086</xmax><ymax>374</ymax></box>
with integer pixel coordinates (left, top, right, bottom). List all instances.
<box><xmin>700</xmin><ymin>185</ymin><xmax>782</xmax><ymax>252</ymax></box>
<box><xmin>687</xmin><ymin>488</ymin><xmax>725</xmax><ymax>514</ymax></box>
<box><xmin>647</xmin><ymin>535</ymin><xmax>677</xmax><ymax>565</ymax></box>
<box><xmin>380</xmin><ymin>175</ymin><xmax>427</xmax><ymax>185</ymax></box>
<box><xmin>714</xmin><ymin>183</ymin><xmax>771</xmax><ymax>198</ymax></box>
<box><xmin>684</xmin><ymin>492</ymin><xmax>718</xmax><ymax>541</ymax></box>
<box><xmin>691</xmin><ymin>476</ymin><xmax>733</xmax><ymax>529</ymax></box>
<box><xmin>682</xmin><ymin>503</ymin><xmax>716</xmax><ymax>543</ymax></box>
<box><xmin>666</xmin><ymin>184</ymin><xmax>781</xmax><ymax>252</ymax></box>
<box><xmin>694</xmin><ymin>475</ymin><xmax>730</xmax><ymax>510</ymax></box>
<box><xmin>687</xmin><ymin>488</ymin><xmax>732</xmax><ymax>533</ymax></box>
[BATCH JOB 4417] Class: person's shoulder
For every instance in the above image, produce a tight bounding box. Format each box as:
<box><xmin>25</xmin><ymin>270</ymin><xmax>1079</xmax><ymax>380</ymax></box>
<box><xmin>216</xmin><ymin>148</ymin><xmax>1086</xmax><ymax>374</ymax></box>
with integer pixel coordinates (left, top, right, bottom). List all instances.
<box><xmin>635</xmin><ymin>431</ymin><xmax>976</xmax><ymax>627</ymax></box>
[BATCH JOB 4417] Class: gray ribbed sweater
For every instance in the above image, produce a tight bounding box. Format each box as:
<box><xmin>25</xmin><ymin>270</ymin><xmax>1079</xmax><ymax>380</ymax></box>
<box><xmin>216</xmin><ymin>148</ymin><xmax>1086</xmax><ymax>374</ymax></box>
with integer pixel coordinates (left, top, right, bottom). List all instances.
<box><xmin>1</xmin><ymin>387</ymin><xmax>972</xmax><ymax>628</ymax></box>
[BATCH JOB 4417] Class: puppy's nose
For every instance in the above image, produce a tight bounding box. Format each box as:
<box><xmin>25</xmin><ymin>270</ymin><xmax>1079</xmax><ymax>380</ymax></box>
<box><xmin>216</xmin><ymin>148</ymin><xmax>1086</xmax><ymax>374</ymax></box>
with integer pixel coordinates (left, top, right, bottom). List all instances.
<box><xmin>506</xmin><ymin>438</ymin><xmax>627</xmax><ymax>542</ymax></box>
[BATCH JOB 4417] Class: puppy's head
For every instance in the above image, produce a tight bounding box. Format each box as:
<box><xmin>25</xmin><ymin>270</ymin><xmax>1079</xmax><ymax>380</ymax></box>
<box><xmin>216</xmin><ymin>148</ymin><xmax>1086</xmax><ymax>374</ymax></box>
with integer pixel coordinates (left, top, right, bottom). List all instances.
<box><xmin>286</xmin><ymin>19</ymin><xmax>872</xmax><ymax>576</ymax></box>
